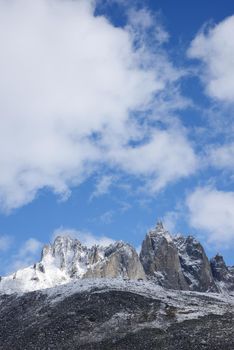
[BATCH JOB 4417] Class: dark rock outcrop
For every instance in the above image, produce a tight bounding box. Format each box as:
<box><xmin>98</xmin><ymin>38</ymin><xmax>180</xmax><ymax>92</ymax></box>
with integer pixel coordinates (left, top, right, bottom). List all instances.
<box><xmin>174</xmin><ymin>235</ymin><xmax>217</xmax><ymax>292</ymax></box>
<box><xmin>210</xmin><ymin>254</ymin><xmax>234</xmax><ymax>292</ymax></box>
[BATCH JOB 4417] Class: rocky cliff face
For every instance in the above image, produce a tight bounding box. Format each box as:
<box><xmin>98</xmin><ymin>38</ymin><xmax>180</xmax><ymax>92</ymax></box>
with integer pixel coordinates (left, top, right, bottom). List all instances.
<box><xmin>84</xmin><ymin>242</ymin><xmax>145</xmax><ymax>280</ymax></box>
<box><xmin>0</xmin><ymin>236</ymin><xmax>145</xmax><ymax>293</ymax></box>
<box><xmin>41</xmin><ymin>237</ymin><xmax>145</xmax><ymax>281</ymax></box>
<box><xmin>139</xmin><ymin>223</ymin><xmax>189</xmax><ymax>290</ymax></box>
<box><xmin>174</xmin><ymin>235</ymin><xmax>218</xmax><ymax>292</ymax></box>
<box><xmin>210</xmin><ymin>254</ymin><xmax>234</xmax><ymax>292</ymax></box>
<box><xmin>0</xmin><ymin>221</ymin><xmax>233</xmax><ymax>295</ymax></box>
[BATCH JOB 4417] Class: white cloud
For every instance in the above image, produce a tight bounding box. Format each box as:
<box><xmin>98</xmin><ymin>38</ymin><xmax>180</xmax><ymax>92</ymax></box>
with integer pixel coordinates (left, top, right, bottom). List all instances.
<box><xmin>127</xmin><ymin>8</ymin><xmax>169</xmax><ymax>44</ymax></box>
<box><xmin>0</xmin><ymin>235</ymin><xmax>12</xmax><ymax>251</ymax></box>
<box><xmin>20</xmin><ymin>238</ymin><xmax>43</xmax><ymax>255</ymax></box>
<box><xmin>53</xmin><ymin>227</ymin><xmax>115</xmax><ymax>247</ymax></box>
<box><xmin>90</xmin><ymin>175</ymin><xmax>115</xmax><ymax>199</ymax></box>
<box><xmin>187</xmin><ymin>186</ymin><xmax>234</xmax><ymax>246</ymax></box>
<box><xmin>9</xmin><ymin>238</ymin><xmax>43</xmax><ymax>272</ymax></box>
<box><xmin>208</xmin><ymin>143</ymin><xmax>234</xmax><ymax>171</ymax></box>
<box><xmin>109</xmin><ymin>128</ymin><xmax>198</xmax><ymax>192</ymax></box>
<box><xmin>163</xmin><ymin>211</ymin><xmax>180</xmax><ymax>233</ymax></box>
<box><xmin>100</xmin><ymin>210</ymin><xmax>114</xmax><ymax>224</ymax></box>
<box><xmin>0</xmin><ymin>0</ymin><xmax>197</xmax><ymax>211</ymax></box>
<box><xmin>188</xmin><ymin>15</ymin><xmax>234</xmax><ymax>102</ymax></box>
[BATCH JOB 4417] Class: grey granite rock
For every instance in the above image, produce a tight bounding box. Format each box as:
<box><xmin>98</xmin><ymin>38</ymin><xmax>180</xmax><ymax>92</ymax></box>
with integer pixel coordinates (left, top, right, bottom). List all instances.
<box><xmin>140</xmin><ymin>222</ymin><xmax>189</xmax><ymax>290</ymax></box>
<box><xmin>211</xmin><ymin>254</ymin><xmax>234</xmax><ymax>292</ymax></box>
<box><xmin>84</xmin><ymin>242</ymin><xmax>146</xmax><ymax>280</ymax></box>
<box><xmin>174</xmin><ymin>235</ymin><xmax>218</xmax><ymax>292</ymax></box>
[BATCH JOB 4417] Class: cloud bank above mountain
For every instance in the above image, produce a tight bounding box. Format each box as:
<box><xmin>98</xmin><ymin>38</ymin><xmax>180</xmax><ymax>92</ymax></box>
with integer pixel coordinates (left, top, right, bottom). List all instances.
<box><xmin>0</xmin><ymin>0</ymin><xmax>197</xmax><ymax>211</ymax></box>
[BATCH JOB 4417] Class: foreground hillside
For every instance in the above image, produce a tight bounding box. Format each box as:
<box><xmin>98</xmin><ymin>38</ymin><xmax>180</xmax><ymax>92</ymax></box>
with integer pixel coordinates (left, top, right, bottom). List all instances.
<box><xmin>0</xmin><ymin>279</ymin><xmax>234</xmax><ymax>350</ymax></box>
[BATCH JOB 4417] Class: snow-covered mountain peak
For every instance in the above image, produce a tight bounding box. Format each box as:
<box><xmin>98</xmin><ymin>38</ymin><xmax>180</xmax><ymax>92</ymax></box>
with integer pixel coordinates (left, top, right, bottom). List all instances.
<box><xmin>0</xmin><ymin>235</ymin><xmax>146</xmax><ymax>293</ymax></box>
<box><xmin>1</xmin><ymin>223</ymin><xmax>234</xmax><ymax>295</ymax></box>
<box><xmin>148</xmin><ymin>221</ymin><xmax>173</xmax><ymax>243</ymax></box>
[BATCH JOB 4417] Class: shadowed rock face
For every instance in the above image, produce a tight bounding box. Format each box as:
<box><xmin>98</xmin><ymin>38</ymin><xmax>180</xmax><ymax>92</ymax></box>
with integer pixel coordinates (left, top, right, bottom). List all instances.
<box><xmin>174</xmin><ymin>235</ymin><xmax>218</xmax><ymax>292</ymax></box>
<box><xmin>211</xmin><ymin>254</ymin><xmax>234</xmax><ymax>292</ymax></box>
<box><xmin>211</xmin><ymin>254</ymin><xmax>230</xmax><ymax>281</ymax></box>
<box><xmin>140</xmin><ymin>223</ymin><xmax>189</xmax><ymax>290</ymax></box>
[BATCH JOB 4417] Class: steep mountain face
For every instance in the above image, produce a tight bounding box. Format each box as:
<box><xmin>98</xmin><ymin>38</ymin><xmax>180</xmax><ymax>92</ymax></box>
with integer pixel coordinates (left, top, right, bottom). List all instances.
<box><xmin>40</xmin><ymin>236</ymin><xmax>146</xmax><ymax>281</ymax></box>
<box><xmin>0</xmin><ymin>279</ymin><xmax>234</xmax><ymax>350</ymax></box>
<box><xmin>174</xmin><ymin>235</ymin><xmax>218</xmax><ymax>292</ymax></box>
<box><xmin>0</xmin><ymin>237</ymin><xmax>145</xmax><ymax>293</ymax></box>
<box><xmin>210</xmin><ymin>254</ymin><xmax>234</xmax><ymax>292</ymax></box>
<box><xmin>139</xmin><ymin>223</ymin><xmax>189</xmax><ymax>290</ymax></box>
<box><xmin>84</xmin><ymin>242</ymin><xmax>146</xmax><ymax>280</ymax></box>
<box><xmin>0</xmin><ymin>222</ymin><xmax>233</xmax><ymax>294</ymax></box>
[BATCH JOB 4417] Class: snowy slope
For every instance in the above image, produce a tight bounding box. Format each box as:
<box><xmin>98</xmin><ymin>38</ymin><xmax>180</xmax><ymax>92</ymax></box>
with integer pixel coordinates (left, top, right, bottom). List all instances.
<box><xmin>0</xmin><ymin>236</ymin><xmax>145</xmax><ymax>294</ymax></box>
<box><xmin>1</xmin><ymin>223</ymin><xmax>234</xmax><ymax>295</ymax></box>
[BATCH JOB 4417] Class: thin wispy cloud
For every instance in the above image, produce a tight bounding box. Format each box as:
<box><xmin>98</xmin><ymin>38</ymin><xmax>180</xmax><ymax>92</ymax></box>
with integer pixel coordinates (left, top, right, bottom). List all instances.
<box><xmin>90</xmin><ymin>175</ymin><xmax>115</xmax><ymax>200</ymax></box>
<box><xmin>6</xmin><ymin>238</ymin><xmax>43</xmax><ymax>273</ymax></box>
<box><xmin>0</xmin><ymin>235</ymin><xmax>12</xmax><ymax>252</ymax></box>
<box><xmin>53</xmin><ymin>227</ymin><xmax>115</xmax><ymax>248</ymax></box>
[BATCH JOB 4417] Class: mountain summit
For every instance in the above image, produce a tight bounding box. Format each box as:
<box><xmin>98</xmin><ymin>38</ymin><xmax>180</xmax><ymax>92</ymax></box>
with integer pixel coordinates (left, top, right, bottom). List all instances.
<box><xmin>1</xmin><ymin>222</ymin><xmax>234</xmax><ymax>349</ymax></box>
<box><xmin>0</xmin><ymin>222</ymin><xmax>233</xmax><ymax>294</ymax></box>
<box><xmin>139</xmin><ymin>222</ymin><xmax>189</xmax><ymax>290</ymax></box>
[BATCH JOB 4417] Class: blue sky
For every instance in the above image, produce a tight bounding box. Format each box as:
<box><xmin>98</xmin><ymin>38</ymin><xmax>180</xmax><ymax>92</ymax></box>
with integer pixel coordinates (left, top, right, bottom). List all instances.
<box><xmin>0</xmin><ymin>0</ymin><xmax>234</xmax><ymax>274</ymax></box>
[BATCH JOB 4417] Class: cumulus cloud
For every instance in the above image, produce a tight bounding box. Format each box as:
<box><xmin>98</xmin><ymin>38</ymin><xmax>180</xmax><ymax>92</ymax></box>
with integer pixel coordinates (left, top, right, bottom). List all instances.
<box><xmin>187</xmin><ymin>186</ymin><xmax>234</xmax><ymax>246</ymax></box>
<box><xmin>188</xmin><ymin>15</ymin><xmax>234</xmax><ymax>102</ymax></box>
<box><xmin>109</xmin><ymin>128</ymin><xmax>197</xmax><ymax>192</ymax></box>
<box><xmin>0</xmin><ymin>0</ymin><xmax>197</xmax><ymax>211</ymax></box>
<box><xmin>53</xmin><ymin>227</ymin><xmax>115</xmax><ymax>247</ymax></box>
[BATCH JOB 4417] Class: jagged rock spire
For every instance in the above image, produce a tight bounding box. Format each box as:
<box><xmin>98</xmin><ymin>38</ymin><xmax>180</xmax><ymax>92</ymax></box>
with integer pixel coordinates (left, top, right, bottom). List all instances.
<box><xmin>174</xmin><ymin>235</ymin><xmax>217</xmax><ymax>292</ymax></box>
<box><xmin>140</xmin><ymin>223</ymin><xmax>189</xmax><ymax>290</ymax></box>
<box><xmin>1</xmin><ymin>221</ymin><xmax>234</xmax><ymax>294</ymax></box>
<box><xmin>155</xmin><ymin>221</ymin><xmax>164</xmax><ymax>231</ymax></box>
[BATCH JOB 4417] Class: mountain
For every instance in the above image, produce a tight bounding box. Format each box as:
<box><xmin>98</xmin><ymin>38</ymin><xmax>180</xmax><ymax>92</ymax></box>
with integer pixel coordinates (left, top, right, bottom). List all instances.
<box><xmin>139</xmin><ymin>222</ymin><xmax>189</xmax><ymax>290</ymax></box>
<box><xmin>211</xmin><ymin>254</ymin><xmax>234</xmax><ymax>293</ymax></box>
<box><xmin>0</xmin><ymin>236</ymin><xmax>145</xmax><ymax>293</ymax></box>
<box><xmin>173</xmin><ymin>235</ymin><xmax>218</xmax><ymax>292</ymax></box>
<box><xmin>1</xmin><ymin>221</ymin><xmax>234</xmax><ymax>349</ymax></box>
<box><xmin>0</xmin><ymin>222</ymin><xmax>234</xmax><ymax>294</ymax></box>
